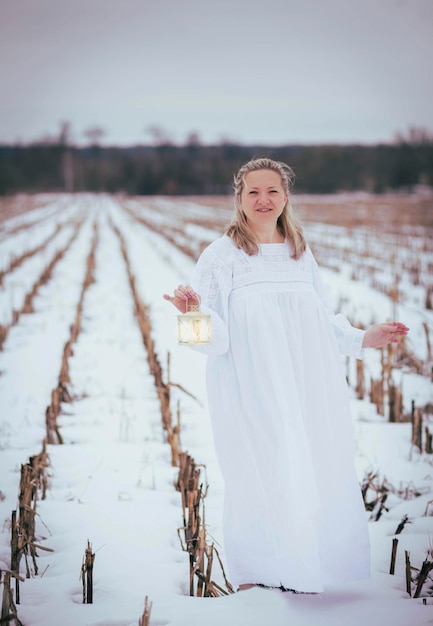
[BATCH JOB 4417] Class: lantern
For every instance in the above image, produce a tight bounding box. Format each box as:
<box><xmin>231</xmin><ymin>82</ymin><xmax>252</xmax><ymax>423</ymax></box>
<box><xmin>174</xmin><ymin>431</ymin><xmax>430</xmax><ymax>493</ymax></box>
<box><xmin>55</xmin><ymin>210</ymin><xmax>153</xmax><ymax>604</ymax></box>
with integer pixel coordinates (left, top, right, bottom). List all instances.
<box><xmin>177</xmin><ymin>303</ymin><xmax>212</xmax><ymax>345</ymax></box>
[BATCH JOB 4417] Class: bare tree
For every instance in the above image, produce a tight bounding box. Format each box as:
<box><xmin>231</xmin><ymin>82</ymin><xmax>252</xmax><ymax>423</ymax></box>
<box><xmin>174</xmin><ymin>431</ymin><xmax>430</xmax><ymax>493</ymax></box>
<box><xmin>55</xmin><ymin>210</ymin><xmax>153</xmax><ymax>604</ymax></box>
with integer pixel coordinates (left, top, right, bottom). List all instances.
<box><xmin>144</xmin><ymin>125</ymin><xmax>174</xmax><ymax>146</ymax></box>
<box><xmin>84</xmin><ymin>126</ymin><xmax>106</xmax><ymax>146</ymax></box>
<box><xmin>58</xmin><ymin>120</ymin><xmax>72</xmax><ymax>147</ymax></box>
<box><xmin>185</xmin><ymin>131</ymin><xmax>201</xmax><ymax>147</ymax></box>
<box><xmin>394</xmin><ymin>126</ymin><xmax>433</xmax><ymax>146</ymax></box>
<box><xmin>218</xmin><ymin>134</ymin><xmax>241</xmax><ymax>146</ymax></box>
<box><xmin>57</xmin><ymin>121</ymin><xmax>74</xmax><ymax>192</ymax></box>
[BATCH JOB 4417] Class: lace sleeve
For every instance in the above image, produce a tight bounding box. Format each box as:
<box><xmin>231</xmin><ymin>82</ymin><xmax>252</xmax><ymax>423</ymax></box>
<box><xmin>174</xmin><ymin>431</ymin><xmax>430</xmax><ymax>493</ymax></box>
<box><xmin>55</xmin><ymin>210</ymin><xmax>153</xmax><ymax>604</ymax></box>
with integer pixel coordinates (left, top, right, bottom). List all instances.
<box><xmin>190</xmin><ymin>240</ymin><xmax>232</xmax><ymax>356</ymax></box>
<box><xmin>309</xmin><ymin>248</ymin><xmax>365</xmax><ymax>359</ymax></box>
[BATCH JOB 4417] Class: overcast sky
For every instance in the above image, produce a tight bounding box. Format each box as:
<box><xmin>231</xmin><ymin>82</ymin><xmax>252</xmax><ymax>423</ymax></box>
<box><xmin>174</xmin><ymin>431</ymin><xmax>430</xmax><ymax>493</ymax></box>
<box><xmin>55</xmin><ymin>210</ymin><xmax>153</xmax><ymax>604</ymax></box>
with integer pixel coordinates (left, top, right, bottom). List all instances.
<box><xmin>1</xmin><ymin>0</ymin><xmax>432</xmax><ymax>146</ymax></box>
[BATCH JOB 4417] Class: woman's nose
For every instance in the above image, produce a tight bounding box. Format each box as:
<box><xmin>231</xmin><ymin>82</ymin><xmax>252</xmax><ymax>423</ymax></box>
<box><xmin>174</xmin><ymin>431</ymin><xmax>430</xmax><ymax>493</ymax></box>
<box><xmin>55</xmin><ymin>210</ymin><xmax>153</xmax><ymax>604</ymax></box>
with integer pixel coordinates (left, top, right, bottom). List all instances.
<box><xmin>257</xmin><ymin>192</ymin><xmax>268</xmax><ymax>203</ymax></box>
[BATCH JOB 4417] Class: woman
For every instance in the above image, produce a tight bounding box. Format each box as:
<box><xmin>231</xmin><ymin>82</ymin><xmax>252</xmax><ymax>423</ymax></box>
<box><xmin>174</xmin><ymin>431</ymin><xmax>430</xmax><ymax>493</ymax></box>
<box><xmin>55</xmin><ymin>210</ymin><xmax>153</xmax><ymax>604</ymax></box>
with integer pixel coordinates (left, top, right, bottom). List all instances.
<box><xmin>163</xmin><ymin>158</ymin><xmax>408</xmax><ymax>593</ymax></box>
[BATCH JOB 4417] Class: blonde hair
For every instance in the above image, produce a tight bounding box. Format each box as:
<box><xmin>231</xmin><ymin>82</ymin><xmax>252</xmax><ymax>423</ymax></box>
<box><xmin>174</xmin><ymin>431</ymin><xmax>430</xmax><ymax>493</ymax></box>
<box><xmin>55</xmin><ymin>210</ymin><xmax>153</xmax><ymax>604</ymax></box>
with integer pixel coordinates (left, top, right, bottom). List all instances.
<box><xmin>226</xmin><ymin>158</ymin><xmax>306</xmax><ymax>258</ymax></box>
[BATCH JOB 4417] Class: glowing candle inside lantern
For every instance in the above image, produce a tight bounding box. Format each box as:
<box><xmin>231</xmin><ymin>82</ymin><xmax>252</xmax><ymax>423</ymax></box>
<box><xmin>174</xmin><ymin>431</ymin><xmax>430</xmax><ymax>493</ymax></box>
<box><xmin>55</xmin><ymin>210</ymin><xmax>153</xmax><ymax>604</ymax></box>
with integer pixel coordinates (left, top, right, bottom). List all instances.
<box><xmin>177</xmin><ymin>304</ymin><xmax>212</xmax><ymax>345</ymax></box>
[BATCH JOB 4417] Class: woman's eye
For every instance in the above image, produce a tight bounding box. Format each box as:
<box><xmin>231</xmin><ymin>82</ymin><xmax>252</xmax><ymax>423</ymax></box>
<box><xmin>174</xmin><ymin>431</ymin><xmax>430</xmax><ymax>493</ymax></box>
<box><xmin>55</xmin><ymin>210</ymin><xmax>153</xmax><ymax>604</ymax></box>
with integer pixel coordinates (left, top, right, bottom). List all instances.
<box><xmin>249</xmin><ymin>191</ymin><xmax>257</xmax><ymax>195</ymax></box>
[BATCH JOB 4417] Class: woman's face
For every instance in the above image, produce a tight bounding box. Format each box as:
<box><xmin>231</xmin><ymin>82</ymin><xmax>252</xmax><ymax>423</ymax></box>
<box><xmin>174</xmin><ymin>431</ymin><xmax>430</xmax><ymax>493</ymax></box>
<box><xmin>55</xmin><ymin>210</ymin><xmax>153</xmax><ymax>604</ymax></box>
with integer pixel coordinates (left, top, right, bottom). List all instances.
<box><xmin>240</xmin><ymin>169</ymin><xmax>288</xmax><ymax>230</ymax></box>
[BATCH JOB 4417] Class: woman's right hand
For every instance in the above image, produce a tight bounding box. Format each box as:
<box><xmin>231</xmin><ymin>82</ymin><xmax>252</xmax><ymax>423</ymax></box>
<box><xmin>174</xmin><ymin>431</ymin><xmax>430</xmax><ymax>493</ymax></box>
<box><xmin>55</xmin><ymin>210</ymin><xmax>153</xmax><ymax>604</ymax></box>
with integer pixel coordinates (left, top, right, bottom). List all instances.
<box><xmin>163</xmin><ymin>285</ymin><xmax>201</xmax><ymax>313</ymax></box>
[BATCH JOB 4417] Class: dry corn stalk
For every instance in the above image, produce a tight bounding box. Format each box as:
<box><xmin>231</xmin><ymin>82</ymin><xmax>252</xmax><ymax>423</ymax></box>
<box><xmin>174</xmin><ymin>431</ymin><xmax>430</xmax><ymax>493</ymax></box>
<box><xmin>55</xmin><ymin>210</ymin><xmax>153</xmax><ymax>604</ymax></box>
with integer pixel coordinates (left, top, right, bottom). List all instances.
<box><xmin>138</xmin><ymin>595</ymin><xmax>152</xmax><ymax>626</ymax></box>
<box><xmin>176</xmin><ymin>452</ymin><xmax>233</xmax><ymax>597</ymax></box>
<box><xmin>80</xmin><ymin>540</ymin><xmax>95</xmax><ymax>604</ymax></box>
<box><xmin>405</xmin><ymin>550</ymin><xmax>412</xmax><ymax>596</ymax></box>
<box><xmin>389</xmin><ymin>538</ymin><xmax>398</xmax><ymax>575</ymax></box>
<box><xmin>1</xmin><ymin>571</ymin><xmax>25</xmax><ymax>626</ymax></box>
<box><xmin>413</xmin><ymin>555</ymin><xmax>433</xmax><ymax>598</ymax></box>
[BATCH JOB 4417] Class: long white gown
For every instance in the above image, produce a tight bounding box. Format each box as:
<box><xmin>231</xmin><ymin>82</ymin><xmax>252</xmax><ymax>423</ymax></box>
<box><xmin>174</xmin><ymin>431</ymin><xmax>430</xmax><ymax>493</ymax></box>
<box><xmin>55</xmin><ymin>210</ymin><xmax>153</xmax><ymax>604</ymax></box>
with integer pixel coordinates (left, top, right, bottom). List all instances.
<box><xmin>191</xmin><ymin>235</ymin><xmax>370</xmax><ymax>592</ymax></box>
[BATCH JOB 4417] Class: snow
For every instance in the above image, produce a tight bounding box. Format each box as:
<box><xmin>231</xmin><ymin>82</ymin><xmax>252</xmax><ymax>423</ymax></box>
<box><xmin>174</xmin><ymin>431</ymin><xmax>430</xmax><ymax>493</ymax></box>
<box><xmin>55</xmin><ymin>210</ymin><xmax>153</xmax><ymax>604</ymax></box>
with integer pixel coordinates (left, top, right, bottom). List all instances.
<box><xmin>0</xmin><ymin>194</ymin><xmax>432</xmax><ymax>626</ymax></box>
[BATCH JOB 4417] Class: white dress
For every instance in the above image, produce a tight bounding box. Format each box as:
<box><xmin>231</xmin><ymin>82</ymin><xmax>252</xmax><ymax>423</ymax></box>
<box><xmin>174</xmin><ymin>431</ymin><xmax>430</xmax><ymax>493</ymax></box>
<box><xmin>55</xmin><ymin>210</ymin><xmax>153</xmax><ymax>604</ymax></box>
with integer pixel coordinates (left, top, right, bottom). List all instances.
<box><xmin>191</xmin><ymin>235</ymin><xmax>370</xmax><ymax>592</ymax></box>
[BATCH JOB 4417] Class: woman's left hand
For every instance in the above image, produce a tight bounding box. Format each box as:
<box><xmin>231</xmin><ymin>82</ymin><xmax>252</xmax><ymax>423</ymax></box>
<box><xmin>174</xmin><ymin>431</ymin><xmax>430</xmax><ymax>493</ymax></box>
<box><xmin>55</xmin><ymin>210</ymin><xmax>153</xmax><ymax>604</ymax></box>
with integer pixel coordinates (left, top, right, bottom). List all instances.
<box><xmin>362</xmin><ymin>322</ymin><xmax>409</xmax><ymax>349</ymax></box>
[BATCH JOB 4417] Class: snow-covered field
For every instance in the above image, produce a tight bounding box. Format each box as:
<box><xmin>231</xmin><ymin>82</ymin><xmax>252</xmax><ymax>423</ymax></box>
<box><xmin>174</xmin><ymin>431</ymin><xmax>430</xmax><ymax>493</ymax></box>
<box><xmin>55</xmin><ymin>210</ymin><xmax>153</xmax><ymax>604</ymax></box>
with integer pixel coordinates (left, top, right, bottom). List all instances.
<box><xmin>0</xmin><ymin>193</ymin><xmax>432</xmax><ymax>626</ymax></box>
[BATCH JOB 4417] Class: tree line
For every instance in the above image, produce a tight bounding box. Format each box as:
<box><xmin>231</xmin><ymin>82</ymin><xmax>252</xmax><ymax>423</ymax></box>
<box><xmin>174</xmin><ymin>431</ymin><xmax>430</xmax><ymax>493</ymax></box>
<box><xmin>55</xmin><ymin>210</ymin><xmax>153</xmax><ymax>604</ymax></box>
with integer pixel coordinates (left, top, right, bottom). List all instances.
<box><xmin>1</xmin><ymin>130</ymin><xmax>432</xmax><ymax>196</ymax></box>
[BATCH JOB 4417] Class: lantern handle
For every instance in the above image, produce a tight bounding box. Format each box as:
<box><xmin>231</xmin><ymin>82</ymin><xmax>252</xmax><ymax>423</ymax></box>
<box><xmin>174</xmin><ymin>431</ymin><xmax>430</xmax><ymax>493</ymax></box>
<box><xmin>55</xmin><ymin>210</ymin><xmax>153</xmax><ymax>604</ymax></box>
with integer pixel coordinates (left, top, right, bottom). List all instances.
<box><xmin>186</xmin><ymin>293</ymin><xmax>201</xmax><ymax>313</ymax></box>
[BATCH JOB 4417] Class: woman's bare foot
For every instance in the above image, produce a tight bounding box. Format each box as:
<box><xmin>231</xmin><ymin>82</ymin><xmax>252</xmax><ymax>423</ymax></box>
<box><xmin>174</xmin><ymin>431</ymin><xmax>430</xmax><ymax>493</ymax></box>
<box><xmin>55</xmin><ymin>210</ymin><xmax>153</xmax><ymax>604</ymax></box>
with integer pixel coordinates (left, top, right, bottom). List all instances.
<box><xmin>238</xmin><ymin>584</ymin><xmax>256</xmax><ymax>591</ymax></box>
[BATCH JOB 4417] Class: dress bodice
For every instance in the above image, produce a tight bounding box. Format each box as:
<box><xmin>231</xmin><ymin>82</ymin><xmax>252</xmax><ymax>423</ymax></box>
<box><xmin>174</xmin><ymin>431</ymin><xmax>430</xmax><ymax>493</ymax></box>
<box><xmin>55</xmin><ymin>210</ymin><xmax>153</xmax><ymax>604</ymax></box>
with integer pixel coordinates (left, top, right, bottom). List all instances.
<box><xmin>231</xmin><ymin>242</ymin><xmax>315</xmax><ymax>292</ymax></box>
